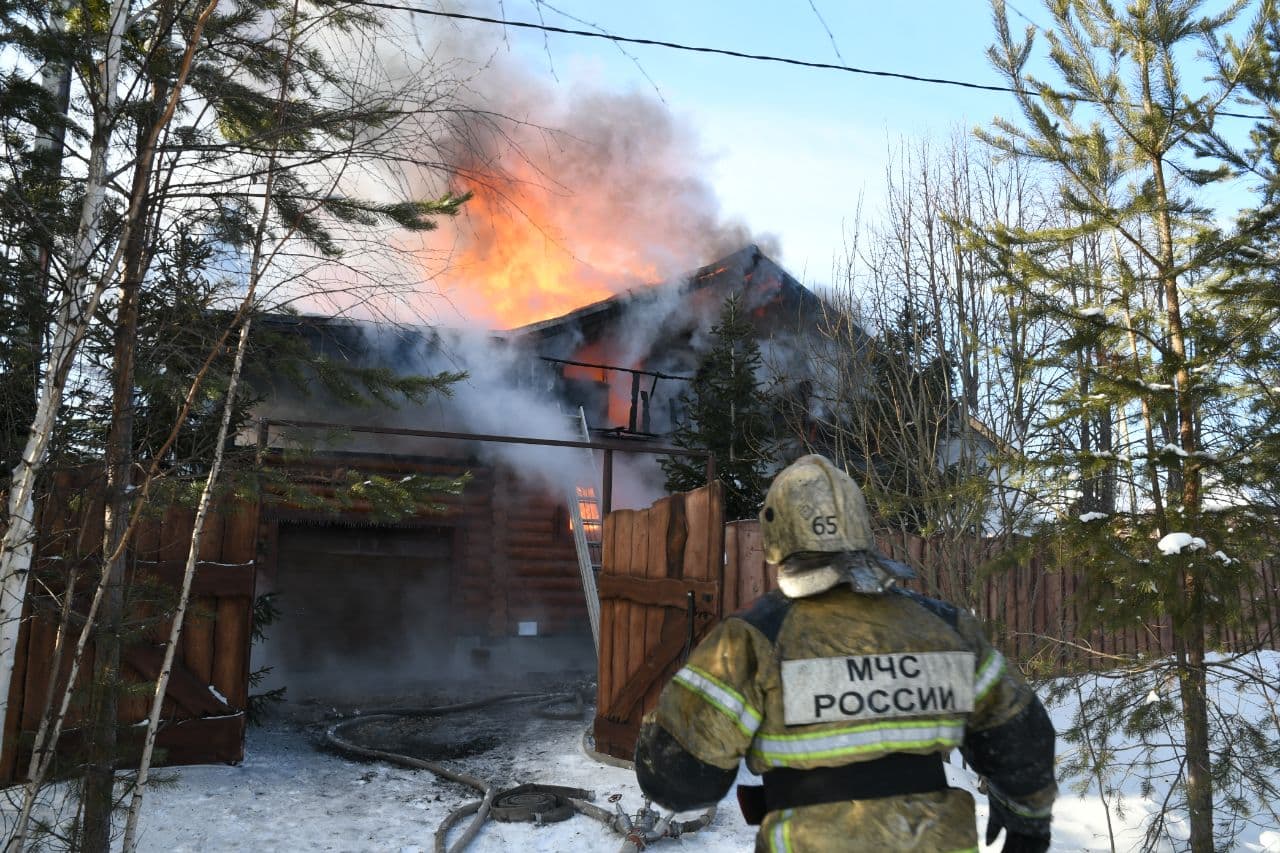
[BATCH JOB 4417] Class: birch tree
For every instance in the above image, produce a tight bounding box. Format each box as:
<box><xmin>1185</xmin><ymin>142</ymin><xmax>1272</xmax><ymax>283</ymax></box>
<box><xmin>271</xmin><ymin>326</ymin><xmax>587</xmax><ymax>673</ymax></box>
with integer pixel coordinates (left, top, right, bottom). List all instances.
<box><xmin>115</xmin><ymin>0</ymin><xmax>468</xmax><ymax>840</ymax></box>
<box><xmin>0</xmin><ymin>0</ymin><xmax>132</xmax><ymax>767</ymax></box>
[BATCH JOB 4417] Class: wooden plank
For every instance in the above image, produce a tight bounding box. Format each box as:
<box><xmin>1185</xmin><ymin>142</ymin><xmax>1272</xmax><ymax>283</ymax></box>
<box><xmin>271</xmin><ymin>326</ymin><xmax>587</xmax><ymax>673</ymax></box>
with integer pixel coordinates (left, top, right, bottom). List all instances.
<box><xmin>212</xmin><ymin>598</ymin><xmax>249</xmax><ymax>710</ymax></box>
<box><xmin>593</xmin><ymin>714</ymin><xmax>641</xmax><ymax>762</ymax></box>
<box><xmin>184</xmin><ymin>507</ymin><xmax>227</xmax><ymax>683</ymax></box>
<box><xmin>644</xmin><ymin>497</ymin><xmax>672</xmax><ymax>715</ymax></box>
<box><xmin>597</xmin><ymin>511</ymin><xmax>618</xmax><ymax>717</ymax></box>
<box><xmin>182</xmin><ymin>596</ymin><xmax>217</xmax><ymax>688</ymax></box>
<box><xmin>75</xmin><ymin>479</ymin><xmax>107</xmax><ymax>563</ymax></box>
<box><xmin>1053</xmin><ymin>565</ymin><xmax>1068</xmax><ymax>671</ymax></box>
<box><xmin>123</xmin><ymin>645</ymin><xmax>231</xmax><ymax>717</ymax></box>
<box><xmin>150</xmin><ymin>714</ymin><xmax>246</xmax><ymax>766</ymax></box>
<box><xmin>704</xmin><ymin>482</ymin><xmax>725</xmax><ymax>625</ymax></box>
<box><xmin>132</xmin><ymin>507</ymin><xmax>164</xmax><ymax>564</ymax></box>
<box><xmin>681</xmin><ymin>487</ymin><xmax>709</xmax><ymax>581</ymax></box>
<box><xmin>152</xmin><ymin>502</ymin><xmax>196</xmax><ymax>663</ymax></box>
<box><xmin>597</xmin><ymin>576</ymin><xmax>719</xmax><ymax>609</ymax></box>
<box><xmin>609</xmin><ymin>510</ymin><xmax>635</xmax><ymax>714</ymax></box>
<box><xmin>132</xmin><ymin>562</ymin><xmax>255</xmax><ymax>598</ymax></box>
<box><xmin>741</xmin><ymin>523</ymin><xmax>771</xmax><ymax>605</ymax></box>
<box><xmin>198</xmin><ymin>508</ymin><xmax>227</xmax><ymax>562</ymax></box>
<box><xmin>65</xmin><ymin>637</ymin><xmax>93</xmax><ymax>729</ymax></box>
<box><xmin>180</xmin><ymin>499</ymin><xmax>220</xmax><ymax>691</ymax></box>
<box><xmin>722</xmin><ymin>522</ymin><xmax>740</xmax><ymax>615</ymax></box>
<box><xmin>658</xmin><ymin>491</ymin><xmax>690</xmax><ymax>707</ymax></box>
<box><xmin>606</xmin><ymin>625</ymin><xmax>689</xmax><ymax>722</ymax></box>
<box><xmin>627</xmin><ymin>513</ymin><xmax>649</xmax><ymax>697</ymax></box>
<box><xmin>665</xmin><ymin>494</ymin><xmax>689</xmax><ymax>578</ymax></box>
<box><xmin>1034</xmin><ymin>564</ymin><xmax>1048</xmax><ymax>658</ymax></box>
<box><xmin>1018</xmin><ymin>562</ymin><xmax>1032</xmax><ymax>661</ymax></box>
<box><xmin>157</xmin><ymin>504</ymin><xmax>193</xmax><ymax>563</ymax></box>
<box><xmin>216</xmin><ymin>500</ymin><xmax>259</xmax><ymax>711</ymax></box>
<box><xmin>12</xmin><ymin>713</ymin><xmax>246</xmax><ymax>774</ymax></box>
<box><xmin>20</xmin><ymin>613</ymin><xmax>56</xmax><ymax>732</ymax></box>
<box><xmin>1068</xmin><ymin>563</ymin><xmax>1083</xmax><ymax>669</ymax></box>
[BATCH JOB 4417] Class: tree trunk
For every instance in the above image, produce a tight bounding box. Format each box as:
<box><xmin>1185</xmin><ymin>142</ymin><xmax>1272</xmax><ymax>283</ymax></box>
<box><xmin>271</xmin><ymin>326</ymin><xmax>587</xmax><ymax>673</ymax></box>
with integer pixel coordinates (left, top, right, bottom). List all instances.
<box><xmin>8</xmin><ymin>0</ymin><xmax>72</xmax><ymax>484</ymax></box>
<box><xmin>1179</xmin><ymin>632</ymin><xmax>1214</xmax><ymax>853</ymax></box>
<box><xmin>1151</xmin><ymin>146</ymin><xmax>1211</xmax><ymax>851</ymax></box>
<box><xmin>79</xmin><ymin>94</ymin><xmax>155</xmax><ymax>851</ymax></box>
<box><xmin>0</xmin><ymin>0</ymin><xmax>130</xmax><ymax>768</ymax></box>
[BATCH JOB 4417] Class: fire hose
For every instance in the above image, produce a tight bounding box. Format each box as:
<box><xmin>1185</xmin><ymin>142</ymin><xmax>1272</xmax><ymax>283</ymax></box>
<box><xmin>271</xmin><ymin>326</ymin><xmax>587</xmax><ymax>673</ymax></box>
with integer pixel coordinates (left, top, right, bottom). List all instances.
<box><xmin>322</xmin><ymin>691</ymin><xmax>715</xmax><ymax>853</ymax></box>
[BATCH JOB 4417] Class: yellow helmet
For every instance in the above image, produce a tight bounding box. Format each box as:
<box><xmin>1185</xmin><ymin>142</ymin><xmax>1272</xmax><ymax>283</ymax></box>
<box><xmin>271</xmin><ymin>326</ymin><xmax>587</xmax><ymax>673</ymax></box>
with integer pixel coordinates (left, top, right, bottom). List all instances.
<box><xmin>759</xmin><ymin>454</ymin><xmax>914</xmax><ymax>595</ymax></box>
<box><xmin>759</xmin><ymin>454</ymin><xmax>874</xmax><ymax>562</ymax></box>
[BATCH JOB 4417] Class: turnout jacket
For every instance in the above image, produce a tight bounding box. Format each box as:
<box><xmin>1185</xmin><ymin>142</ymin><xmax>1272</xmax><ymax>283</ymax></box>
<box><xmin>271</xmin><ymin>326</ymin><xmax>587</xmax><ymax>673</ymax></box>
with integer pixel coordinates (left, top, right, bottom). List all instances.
<box><xmin>634</xmin><ymin>587</ymin><xmax>1057</xmax><ymax>852</ymax></box>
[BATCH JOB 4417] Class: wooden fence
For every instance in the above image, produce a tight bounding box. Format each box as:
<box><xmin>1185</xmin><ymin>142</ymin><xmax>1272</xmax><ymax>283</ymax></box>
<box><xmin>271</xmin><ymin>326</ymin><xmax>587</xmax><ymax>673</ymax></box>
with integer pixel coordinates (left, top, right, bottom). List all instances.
<box><xmin>725</xmin><ymin>522</ymin><xmax>1280</xmax><ymax>673</ymax></box>
<box><xmin>595</xmin><ymin>503</ymin><xmax>1280</xmax><ymax>760</ymax></box>
<box><xmin>869</xmin><ymin>529</ymin><xmax>1280</xmax><ymax>673</ymax></box>
<box><xmin>1</xmin><ymin>471</ymin><xmax>259</xmax><ymax>784</ymax></box>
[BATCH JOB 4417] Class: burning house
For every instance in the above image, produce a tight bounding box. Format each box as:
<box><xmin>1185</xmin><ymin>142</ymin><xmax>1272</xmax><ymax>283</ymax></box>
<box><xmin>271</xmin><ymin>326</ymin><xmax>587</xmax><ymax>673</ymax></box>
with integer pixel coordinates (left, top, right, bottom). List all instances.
<box><xmin>248</xmin><ymin>245</ymin><xmax>828</xmax><ymax>703</ymax></box>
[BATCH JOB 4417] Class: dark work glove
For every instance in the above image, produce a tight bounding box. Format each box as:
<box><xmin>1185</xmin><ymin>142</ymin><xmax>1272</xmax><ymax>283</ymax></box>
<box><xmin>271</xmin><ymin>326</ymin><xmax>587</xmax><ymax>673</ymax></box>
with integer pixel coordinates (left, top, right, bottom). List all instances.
<box><xmin>985</xmin><ymin>796</ymin><xmax>1050</xmax><ymax>853</ymax></box>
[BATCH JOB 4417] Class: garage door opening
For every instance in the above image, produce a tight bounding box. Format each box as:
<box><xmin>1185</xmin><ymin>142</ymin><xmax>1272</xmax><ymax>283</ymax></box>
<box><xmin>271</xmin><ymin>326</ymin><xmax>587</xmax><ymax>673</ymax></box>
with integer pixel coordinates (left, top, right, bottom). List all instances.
<box><xmin>257</xmin><ymin>523</ymin><xmax>461</xmax><ymax>703</ymax></box>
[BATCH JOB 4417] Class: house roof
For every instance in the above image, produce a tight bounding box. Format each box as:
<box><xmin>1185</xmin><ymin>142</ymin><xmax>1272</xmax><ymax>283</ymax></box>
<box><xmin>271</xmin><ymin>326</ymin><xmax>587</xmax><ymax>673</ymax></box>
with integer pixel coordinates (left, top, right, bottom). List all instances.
<box><xmin>256</xmin><ymin>244</ymin><xmax>825</xmax><ymax>343</ymax></box>
<box><xmin>509</xmin><ymin>244</ymin><xmax>828</xmax><ymax>351</ymax></box>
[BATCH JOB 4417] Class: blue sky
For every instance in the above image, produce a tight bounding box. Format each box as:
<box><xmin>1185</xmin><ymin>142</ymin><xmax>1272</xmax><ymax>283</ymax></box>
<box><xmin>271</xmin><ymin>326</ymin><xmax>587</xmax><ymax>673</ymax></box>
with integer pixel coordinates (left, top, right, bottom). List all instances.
<box><xmin>461</xmin><ymin>0</ymin><xmax>1036</xmax><ymax>282</ymax></box>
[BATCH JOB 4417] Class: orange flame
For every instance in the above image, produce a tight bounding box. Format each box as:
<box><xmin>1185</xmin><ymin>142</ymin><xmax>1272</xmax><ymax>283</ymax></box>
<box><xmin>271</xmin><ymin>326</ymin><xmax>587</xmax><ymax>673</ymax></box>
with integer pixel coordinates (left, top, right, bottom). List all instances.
<box><xmin>560</xmin><ymin>340</ymin><xmax>642</xmax><ymax>428</ymax></box>
<box><xmin>428</xmin><ymin>161</ymin><xmax>665</xmax><ymax>330</ymax></box>
<box><xmin>575</xmin><ymin>485</ymin><xmax>602</xmax><ymax>542</ymax></box>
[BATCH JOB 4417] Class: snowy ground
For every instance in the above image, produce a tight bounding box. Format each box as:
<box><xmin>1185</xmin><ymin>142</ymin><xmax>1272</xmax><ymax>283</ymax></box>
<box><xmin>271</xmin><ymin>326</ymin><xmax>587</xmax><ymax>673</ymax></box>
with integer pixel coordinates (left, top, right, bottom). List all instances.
<box><xmin>9</xmin><ymin>653</ymin><xmax>1280</xmax><ymax>852</ymax></box>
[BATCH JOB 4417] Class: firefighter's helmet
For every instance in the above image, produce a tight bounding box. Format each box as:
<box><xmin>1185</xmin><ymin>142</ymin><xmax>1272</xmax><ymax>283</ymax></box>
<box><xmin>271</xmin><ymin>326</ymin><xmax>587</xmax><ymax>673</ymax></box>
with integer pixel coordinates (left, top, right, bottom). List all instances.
<box><xmin>759</xmin><ymin>454</ymin><xmax>915</xmax><ymax>595</ymax></box>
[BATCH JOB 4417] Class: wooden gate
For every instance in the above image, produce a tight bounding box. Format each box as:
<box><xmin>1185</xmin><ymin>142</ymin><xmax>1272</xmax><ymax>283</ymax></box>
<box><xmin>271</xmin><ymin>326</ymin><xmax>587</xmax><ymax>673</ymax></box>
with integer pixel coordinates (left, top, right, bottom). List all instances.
<box><xmin>1</xmin><ymin>473</ymin><xmax>258</xmax><ymax>784</ymax></box>
<box><xmin>593</xmin><ymin>483</ymin><xmax>724</xmax><ymax>760</ymax></box>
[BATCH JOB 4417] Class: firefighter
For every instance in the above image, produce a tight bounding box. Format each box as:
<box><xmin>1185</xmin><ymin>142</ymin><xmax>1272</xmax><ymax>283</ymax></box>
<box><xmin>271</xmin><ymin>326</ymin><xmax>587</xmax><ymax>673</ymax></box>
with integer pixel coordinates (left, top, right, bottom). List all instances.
<box><xmin>634</xmin><ymin>454</ymin><xmax>1056</xmax><ymax>852</ymax></box>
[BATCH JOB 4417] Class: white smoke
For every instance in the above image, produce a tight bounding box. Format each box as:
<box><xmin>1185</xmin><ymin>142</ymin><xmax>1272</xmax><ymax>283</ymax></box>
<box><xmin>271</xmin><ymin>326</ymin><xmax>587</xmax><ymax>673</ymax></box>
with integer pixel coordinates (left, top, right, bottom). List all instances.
<box><xmin>366</xmin><ymin>7</ymin><xmax>779</xmax><ymax>329</ymax></box>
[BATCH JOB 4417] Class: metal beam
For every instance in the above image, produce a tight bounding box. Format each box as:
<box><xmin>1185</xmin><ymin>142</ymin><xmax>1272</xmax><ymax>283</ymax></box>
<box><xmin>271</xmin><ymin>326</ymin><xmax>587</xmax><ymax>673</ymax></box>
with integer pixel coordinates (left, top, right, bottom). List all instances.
<box><xmin>257</xmin><ymin>419</ymin><xmax>710</xmax><ymax>458</ymax></box>
<box><xmin>538</xmin><ymin>356</ymin><xmax>692</xmax><ymax>382</ymax></box>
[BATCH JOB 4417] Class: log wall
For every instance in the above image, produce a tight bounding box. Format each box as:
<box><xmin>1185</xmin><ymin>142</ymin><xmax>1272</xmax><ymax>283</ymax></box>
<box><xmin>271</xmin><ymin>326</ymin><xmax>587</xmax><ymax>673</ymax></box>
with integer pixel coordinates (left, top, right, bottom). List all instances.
<box><xmin>257</xmin><ymin>455</ymin><xmax>591</xmax><ymax>641</ymax></box>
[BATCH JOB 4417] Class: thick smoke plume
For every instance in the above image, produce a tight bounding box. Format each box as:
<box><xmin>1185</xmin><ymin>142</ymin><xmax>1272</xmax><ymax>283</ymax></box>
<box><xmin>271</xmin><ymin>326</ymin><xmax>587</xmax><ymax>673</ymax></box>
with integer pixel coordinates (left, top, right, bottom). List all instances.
<box><xmin>395</xmin><ymin>19</ymin><xmax>776</xmax><ymax>330</ymax></box>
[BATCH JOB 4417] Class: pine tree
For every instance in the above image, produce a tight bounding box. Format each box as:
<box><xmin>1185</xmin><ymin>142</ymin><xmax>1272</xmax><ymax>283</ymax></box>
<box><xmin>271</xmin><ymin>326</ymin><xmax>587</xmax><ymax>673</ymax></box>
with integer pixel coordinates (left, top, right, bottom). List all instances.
<box><xmin>1202</xmin><ymin>10</ymin><xmax>1280</xmax><ymax>528</ymax></box>
<box><xmin>663</xmin><ymin>292</ymin><xmax>774</xmax><ymax>520</ymax></box>
<box><xmin>978</xmin><ymin>2</ymin><xmax>1273</xmax><ymax>848</ymax></box>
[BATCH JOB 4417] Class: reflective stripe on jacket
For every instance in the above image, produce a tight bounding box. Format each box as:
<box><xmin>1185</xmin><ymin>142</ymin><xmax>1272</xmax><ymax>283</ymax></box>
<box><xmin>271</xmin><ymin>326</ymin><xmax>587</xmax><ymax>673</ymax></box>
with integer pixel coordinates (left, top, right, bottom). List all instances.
<box><xmin>638</xmin><ymin>586</ymin><xmax>1056</xmax><ymax>850</ymax></box>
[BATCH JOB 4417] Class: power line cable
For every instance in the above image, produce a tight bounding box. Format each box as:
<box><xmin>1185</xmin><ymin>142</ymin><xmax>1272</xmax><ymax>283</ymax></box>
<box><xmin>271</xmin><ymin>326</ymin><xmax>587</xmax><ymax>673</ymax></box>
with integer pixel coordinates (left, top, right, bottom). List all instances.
<box><xmin>352</xmin><ymin>3</ymin><xmax>1270</xmax><ymax>121</ymax></box>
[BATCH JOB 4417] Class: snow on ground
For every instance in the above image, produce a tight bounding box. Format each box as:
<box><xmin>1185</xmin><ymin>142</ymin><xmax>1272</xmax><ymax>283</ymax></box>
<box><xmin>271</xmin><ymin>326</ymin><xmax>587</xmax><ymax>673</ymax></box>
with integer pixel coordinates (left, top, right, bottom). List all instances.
<box><xmin>10</xmin><ymin>653</ymin><xmax>1280</xmax><ymax>852</ymax></box>
<box><xmin>126</xmin><ymin>703</ymin><xmax>760</xmax><ymax>853</ymax></box>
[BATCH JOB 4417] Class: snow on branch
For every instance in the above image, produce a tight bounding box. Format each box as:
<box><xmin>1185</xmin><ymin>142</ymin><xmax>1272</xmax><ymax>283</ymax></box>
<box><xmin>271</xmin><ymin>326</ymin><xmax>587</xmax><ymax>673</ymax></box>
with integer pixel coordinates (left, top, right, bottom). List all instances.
<box><xmin>1157</xmin><ymin>532</ymin><xmax>1207</xmax><ymax>555</ymax></box>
